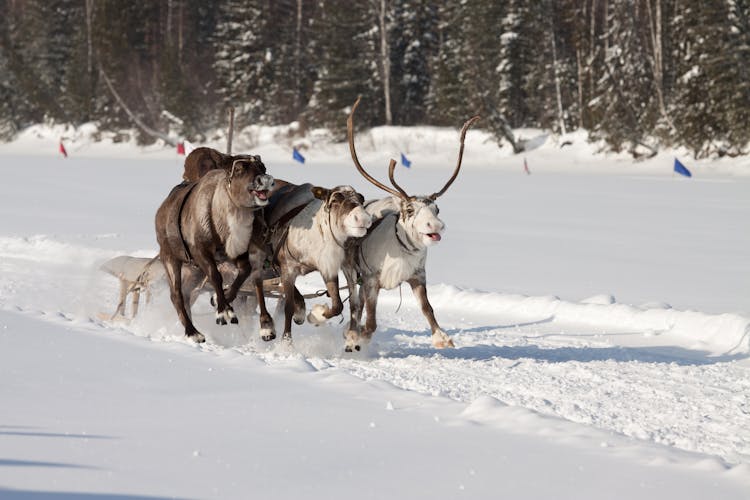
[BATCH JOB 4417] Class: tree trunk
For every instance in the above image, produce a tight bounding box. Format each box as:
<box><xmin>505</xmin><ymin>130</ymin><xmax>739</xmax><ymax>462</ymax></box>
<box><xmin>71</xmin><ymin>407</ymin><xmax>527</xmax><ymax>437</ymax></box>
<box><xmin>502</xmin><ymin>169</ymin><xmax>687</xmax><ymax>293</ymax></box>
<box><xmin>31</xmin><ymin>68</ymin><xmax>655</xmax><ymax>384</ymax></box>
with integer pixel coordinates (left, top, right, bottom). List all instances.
<box><xmin>379</xmin><ymin>0</ymin><xmax>392</xmax><ymax>125</ymax></box>
<box><xmin>645</xmin><ymin>0</ymin><xmax>676</xmax><ymax>133</ymax></box>
<box><xmin>576</xmin><ymin>47</ymin><xmax>585</xmax><ymax>129</ymax></box>
<box><xmin>85</xmin><ymin>0</ymin><xmax>95</xmax><ymax>118</ymax></box>
<box><xmin>294</xmin><ymin>0</ymin><xmax>302</xmax><ymax>116</ymax></box>
<box><xmin>178</xmin><ymin>0</ymin><xmax>184</xmax><ymax>65</ymax></box>
<box><xmin>550</xmin><ymin>27</ymin><xmax>567</xmax><ymax>135</ymax></box>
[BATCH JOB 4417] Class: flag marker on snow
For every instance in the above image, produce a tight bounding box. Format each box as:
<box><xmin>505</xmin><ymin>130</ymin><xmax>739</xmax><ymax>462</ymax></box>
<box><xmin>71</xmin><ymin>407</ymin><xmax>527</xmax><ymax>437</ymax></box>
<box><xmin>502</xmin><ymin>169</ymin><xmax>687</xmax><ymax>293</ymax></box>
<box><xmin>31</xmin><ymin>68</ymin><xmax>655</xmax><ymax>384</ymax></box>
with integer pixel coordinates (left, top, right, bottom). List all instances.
<box><xmin>292</xmin><ymin>147</ymin><xmax>305</xmax><ymax>164</ymax></box>
<box><xmin>674</xmin><ymin>158</ymin><xmax>692</xmax><ymax>178</ymax></box>
<box><xmin>524</xmin><ymin>157</ymin><xmax>531</xmax><ymax>175</ymax></box>
<box><xmin>176</xmin><ymin>142</ymin><xmax>185</xmax><ymax>155</ymax></box>
<box><xmin>400</xmin><ymin>152</ymin><xmax>411</xmax><ymax>168</ymax></box>
<box><xmin>59</xmin><ymin>140</ymin><xmax>68</xmax><ymax>158</ymax></box>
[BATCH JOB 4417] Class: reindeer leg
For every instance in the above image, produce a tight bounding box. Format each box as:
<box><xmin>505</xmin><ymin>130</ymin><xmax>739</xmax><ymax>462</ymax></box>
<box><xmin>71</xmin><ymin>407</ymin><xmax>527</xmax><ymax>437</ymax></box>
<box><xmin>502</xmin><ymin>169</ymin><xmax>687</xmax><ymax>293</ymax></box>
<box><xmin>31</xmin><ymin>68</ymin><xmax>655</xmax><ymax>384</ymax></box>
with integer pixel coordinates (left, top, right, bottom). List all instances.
<box><xmin>342</xmin><ymin>263</ymin><xmax>361</xmax><ymax>352</ymax></box>
<box><xmin>281</xmin><ymin>271</ymin><xmax>298</xmax><ymax>343</ymax></box>
<box><xmin>255</xmin><ymin>275</ymin><xmax>276</xmax><ymax>341</ymax></box>
<box><xmin>162</xmin><ymin>255</ymin><xmax>204</xmax><ymax>342</ymax></box>
<box><xmin>224</xmin><ymin>254</ymin><xmax>251</xmax><ymax>304</ymax></box>
<box><xmin>131</xmin><ymin>287</ymin><xmax>141</xmax><ymax>318</ymax></box>
<box><xmin>112</xmin><ymin>279</ymin><xmax>129</xmax><ymax>319</ymax></box>
<box><xmin>292</xmin><ymin>286</ymin><xmax>306</xmax><ymax>325</ymax></box>
<box><xmin>195</xmin><ymin>251</ymin><xmax>237</xmax><ymax>326</ymax></box>
<box><xmin>307</xmin><ymin>276</ymin><xmax>343</xmax><ymax>326</ymax></box>
<box><xmin>246</xmin><ymin>245</ymin><xmax>275</xmax><ymax>341</ymax></box>
<box><xmin>360</xmin><ymin>277</ymin><xmax>379</xmax><ymax>342</ymax></box>
<box><xmin>181</xmin><ymin>266</ymin><xmax>205</xmax><ymax>320</ymax></box>
<box><xmin>407</xmin><ymin>277</ymin><xmax>454</xmax><ymax>349</ymax></box>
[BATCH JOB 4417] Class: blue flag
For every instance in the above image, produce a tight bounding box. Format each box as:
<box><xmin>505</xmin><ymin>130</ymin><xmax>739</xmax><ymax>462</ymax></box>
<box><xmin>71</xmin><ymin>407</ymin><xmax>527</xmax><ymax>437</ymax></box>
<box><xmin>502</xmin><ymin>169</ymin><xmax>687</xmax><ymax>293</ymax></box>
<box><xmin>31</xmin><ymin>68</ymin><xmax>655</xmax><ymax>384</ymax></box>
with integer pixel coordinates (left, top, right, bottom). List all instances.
<box><xmin>674</xmin><ymin>158</ymin><xmax>691</xmax><ymax>177</ymax></box>
<box><xmin>292</xmin><ymin>147</ymin><xmax>305</xmax><ymax>164</ymax></box>
<box><xmin>400</xmin><ymin>152</ymin><xmax>411</xmax><ymax>168</ymax></box>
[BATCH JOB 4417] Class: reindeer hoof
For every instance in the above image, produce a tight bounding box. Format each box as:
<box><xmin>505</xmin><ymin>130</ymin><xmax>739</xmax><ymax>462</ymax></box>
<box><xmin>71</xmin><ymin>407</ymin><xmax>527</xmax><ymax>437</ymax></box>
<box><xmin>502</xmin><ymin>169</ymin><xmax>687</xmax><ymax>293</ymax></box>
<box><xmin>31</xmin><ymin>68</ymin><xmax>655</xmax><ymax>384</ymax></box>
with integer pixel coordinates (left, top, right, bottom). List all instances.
<box><xmin>432</xmin><ymin>336</ymin><xmax>455</xmax><ymax>349</ymax></box>
<box><xmin>187</xmin><ymin>332</ymin><xmax>206</xmax><ymax>343</ymax></box>
<box><xmin>307</xmin><ymin>304</ymin><xmax>328</xmax><ymax>326</ymax></box>
<box><xmin>282</xmin><ymin>332</ymin><xmax>293</xmax><ymax>343</ymax></box>
<box><xmin>260</xmin><ymin>326</ymin><xmax>276</xmax><ymax>342</ymax></box>
<box><xmin>216</xmin><ymin>308</ymin><xmax>237</xmax><ymax>326</ymax></box>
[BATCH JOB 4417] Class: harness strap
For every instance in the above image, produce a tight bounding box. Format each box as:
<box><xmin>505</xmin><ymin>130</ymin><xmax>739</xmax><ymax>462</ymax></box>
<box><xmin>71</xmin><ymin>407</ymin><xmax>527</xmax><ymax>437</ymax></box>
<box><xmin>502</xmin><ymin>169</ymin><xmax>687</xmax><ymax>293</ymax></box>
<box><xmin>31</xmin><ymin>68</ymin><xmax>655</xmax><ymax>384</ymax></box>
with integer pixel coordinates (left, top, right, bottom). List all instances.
<box><xmin>176</xmin><ymin>182</ymin><xmax>199</xmax><ymax>263</ymax></box>
<box><xmin>393</xmin><ymin>218</ymin><xmax>419</xmax><ymax>254</ymax></box>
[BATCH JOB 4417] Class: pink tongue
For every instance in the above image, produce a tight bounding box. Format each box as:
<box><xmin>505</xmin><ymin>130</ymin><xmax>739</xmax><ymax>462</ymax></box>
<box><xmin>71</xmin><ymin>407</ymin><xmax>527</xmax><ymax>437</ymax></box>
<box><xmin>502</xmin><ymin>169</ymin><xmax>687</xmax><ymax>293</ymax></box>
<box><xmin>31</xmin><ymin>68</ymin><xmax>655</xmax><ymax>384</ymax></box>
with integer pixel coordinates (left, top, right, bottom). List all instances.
<box><xmin>255</xmin><ymin>191</ymin><xmax>268</xmax><ymax>200</ymax></box>
<box><xmin>428</xmin><ymin>233</ymin><xmax>442</xmax><ymax>241</ymax></box>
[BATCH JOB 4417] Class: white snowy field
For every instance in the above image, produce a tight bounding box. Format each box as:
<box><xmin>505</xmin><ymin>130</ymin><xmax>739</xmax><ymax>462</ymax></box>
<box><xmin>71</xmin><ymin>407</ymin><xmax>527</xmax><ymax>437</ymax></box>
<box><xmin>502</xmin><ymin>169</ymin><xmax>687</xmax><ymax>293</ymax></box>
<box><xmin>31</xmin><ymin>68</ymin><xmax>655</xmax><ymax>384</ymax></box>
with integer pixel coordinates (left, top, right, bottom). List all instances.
<box><xmin>0</xmin><ymin>127</ymin><xmax>749</xmax><ymax>499</ymax></box>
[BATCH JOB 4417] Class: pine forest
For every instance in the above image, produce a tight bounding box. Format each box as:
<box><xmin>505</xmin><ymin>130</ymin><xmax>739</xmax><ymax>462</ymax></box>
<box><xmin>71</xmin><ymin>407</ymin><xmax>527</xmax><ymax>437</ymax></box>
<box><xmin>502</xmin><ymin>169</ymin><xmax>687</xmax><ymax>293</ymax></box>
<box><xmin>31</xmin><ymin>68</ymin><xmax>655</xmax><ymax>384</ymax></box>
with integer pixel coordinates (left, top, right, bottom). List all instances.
<box><xmin>1</xmin><ymin>0</ymin><xmax>748</xmax><ymax>158</ymax></box>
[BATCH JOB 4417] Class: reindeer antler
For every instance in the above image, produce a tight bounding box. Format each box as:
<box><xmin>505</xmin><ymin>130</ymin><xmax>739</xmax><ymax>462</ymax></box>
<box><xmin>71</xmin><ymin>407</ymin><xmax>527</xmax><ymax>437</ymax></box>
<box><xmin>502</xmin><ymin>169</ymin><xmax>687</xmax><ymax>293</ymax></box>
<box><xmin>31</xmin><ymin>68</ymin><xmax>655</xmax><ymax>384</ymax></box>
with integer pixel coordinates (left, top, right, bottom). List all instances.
<box><xmin>387</xmin><ymin>159</ymin><xmax>410</xmax><ymax>199</ymax></box>
<box><xmin>429</xmin><ymin>115</ymin><xmax>480</xmax><ymax>200</ymax></box>
<box><xmin>347</xmin><ymin>97</ymin><xmax>407</xmax><ymax>200</ymax></box>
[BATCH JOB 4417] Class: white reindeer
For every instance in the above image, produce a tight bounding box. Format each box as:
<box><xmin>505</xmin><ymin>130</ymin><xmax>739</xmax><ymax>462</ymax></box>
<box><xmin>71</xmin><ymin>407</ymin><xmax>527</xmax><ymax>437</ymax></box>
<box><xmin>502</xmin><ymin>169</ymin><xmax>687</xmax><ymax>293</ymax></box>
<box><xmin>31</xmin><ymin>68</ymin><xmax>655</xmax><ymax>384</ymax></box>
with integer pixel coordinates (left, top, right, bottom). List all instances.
<box><xmin>263</xmin><ymin>182</ymin><xmax>373</xmax><ymax>342</ymax></box>
<box><xmin>342</xmin><ymin>97</ymin><xmax>479</xmax><ymax>352</ymax></box>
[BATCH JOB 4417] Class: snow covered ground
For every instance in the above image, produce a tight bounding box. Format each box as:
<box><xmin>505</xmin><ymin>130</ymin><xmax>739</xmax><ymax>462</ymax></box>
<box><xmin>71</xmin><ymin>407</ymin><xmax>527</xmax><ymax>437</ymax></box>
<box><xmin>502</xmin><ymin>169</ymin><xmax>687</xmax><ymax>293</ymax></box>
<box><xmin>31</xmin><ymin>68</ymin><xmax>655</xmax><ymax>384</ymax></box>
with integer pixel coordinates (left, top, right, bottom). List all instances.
<box><xmin>0</xmin><ymin>126</ymin><xmax>749</xmax><ymax>499</ymax></box>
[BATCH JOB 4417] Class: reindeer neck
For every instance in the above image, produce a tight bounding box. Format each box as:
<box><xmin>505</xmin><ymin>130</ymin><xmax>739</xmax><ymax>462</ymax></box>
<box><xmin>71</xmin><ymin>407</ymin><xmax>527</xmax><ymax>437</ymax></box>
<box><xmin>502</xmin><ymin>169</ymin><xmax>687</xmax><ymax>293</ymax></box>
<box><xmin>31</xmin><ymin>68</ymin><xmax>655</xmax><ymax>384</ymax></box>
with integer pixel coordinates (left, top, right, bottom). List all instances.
<box><xmin>394</xmin><ymin>217</ymin><xmax>423</xmax><ymax>255</ymax></box>
<box><xmin>316</xmin><ymin>205</ymin><xmax>348</xmax><ymax>250</ymax></box>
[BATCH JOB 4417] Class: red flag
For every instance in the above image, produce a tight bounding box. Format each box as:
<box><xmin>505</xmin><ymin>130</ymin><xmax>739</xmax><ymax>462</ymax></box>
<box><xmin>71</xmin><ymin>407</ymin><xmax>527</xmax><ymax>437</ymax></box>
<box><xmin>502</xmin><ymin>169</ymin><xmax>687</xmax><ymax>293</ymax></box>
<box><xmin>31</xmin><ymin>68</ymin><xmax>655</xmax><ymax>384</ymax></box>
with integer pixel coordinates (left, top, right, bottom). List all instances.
<box><xmin>59</xmin><ymin>141</ymin><xmax>68</xmax><ymax>158</ymax></box>
<box><xmin>176</xmin><ymin>142</ymin><xmax>186</xmax><ymax>155</ymax></box>
<box><xmin>523</xmin><ymin>157</ymin><xmax>530</xmax><ymax>175</ymax></box>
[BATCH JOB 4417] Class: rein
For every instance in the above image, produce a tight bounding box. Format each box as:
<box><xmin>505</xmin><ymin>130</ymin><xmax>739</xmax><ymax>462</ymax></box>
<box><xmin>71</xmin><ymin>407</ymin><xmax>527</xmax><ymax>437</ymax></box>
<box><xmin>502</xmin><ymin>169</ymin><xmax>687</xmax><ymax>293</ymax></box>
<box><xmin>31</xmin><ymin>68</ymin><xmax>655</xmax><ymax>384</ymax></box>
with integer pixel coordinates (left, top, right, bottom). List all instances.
<box><xmin>325</xmin><ymin>202</ymin><xmax>347</xmax><ymax>250</ymax></box>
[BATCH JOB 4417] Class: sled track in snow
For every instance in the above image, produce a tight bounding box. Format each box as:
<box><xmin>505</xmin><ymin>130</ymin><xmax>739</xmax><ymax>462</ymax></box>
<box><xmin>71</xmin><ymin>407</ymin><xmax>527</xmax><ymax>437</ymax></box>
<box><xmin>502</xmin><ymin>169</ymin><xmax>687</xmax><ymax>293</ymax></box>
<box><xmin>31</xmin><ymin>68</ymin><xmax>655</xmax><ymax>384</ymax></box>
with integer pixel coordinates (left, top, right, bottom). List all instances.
<box><xmin>1</xmin><ymin>235</ymin><xmax>749</xmax><ymax>468</ymax></box>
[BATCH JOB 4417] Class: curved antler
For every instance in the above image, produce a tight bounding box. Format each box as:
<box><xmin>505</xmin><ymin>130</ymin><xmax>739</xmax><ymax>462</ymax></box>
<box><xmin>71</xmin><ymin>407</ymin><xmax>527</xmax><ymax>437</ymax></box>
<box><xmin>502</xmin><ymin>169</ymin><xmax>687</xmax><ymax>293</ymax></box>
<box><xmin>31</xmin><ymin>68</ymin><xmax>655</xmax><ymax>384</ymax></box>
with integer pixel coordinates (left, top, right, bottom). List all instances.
<box><xmin>387</xmin><ymin>159</ymin><xmax>410</xmax><ymax>199</ymax></box>
<box><xmin>429</xmin><ymin>115</ymin><xmax>480</xmax><ymax>200</ymax></box>
<box><xmin>347</xmin><ymin>97</ymin><xmax>406</xmax><ymax>200</ymax></box>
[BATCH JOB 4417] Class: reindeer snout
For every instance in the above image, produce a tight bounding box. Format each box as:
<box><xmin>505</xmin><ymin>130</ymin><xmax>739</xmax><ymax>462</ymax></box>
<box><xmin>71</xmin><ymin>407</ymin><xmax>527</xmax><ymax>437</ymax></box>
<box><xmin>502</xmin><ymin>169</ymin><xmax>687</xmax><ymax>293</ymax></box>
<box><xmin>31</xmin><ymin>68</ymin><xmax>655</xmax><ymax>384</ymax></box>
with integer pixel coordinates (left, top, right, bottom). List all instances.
<box><xmin>353</xmin><ymin>211</ymin><xmax>373</xmax><ymax>229</ymax></box>
<box><xmin>425</xmin><ymin>220</ymin><xmax>443</xmax><ymax>233</ymax></box>
<box><xmin>257</xmin><ymin>174</ymin><xmax>274</xmax><ymax>190</ymax></box>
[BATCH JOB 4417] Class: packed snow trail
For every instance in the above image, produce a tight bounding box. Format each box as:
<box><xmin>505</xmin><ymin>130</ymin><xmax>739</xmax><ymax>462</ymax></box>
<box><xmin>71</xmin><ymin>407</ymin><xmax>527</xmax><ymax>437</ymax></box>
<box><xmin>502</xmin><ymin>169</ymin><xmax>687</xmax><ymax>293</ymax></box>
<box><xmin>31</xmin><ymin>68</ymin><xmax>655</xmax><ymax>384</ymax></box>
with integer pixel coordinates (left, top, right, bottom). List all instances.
<box><xmin>1</xmin><ymin>235</ymin><xmax>748</xmax><ymax>470</ymax></box>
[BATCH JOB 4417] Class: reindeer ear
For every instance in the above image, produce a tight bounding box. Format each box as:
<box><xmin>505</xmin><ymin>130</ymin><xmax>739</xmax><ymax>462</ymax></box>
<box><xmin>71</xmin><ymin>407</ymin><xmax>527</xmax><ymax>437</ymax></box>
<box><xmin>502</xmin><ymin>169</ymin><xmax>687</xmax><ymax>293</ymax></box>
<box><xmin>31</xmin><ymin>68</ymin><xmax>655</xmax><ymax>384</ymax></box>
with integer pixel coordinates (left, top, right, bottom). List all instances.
<box><xmin>311</xmin><ymin>186</ymin><xmax>330</xmax><ymax>200</ymax></box>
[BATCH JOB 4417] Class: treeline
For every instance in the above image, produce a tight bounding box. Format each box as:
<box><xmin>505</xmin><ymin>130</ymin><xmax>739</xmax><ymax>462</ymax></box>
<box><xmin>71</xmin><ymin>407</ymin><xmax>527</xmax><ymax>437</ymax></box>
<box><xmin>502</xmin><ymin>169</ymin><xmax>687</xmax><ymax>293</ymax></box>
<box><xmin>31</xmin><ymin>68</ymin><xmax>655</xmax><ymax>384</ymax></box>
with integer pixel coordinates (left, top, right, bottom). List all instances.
<box><xmin>1</xmin><ymin>0</ymin><xmax>748</xmax><ymax>158</ymax></box>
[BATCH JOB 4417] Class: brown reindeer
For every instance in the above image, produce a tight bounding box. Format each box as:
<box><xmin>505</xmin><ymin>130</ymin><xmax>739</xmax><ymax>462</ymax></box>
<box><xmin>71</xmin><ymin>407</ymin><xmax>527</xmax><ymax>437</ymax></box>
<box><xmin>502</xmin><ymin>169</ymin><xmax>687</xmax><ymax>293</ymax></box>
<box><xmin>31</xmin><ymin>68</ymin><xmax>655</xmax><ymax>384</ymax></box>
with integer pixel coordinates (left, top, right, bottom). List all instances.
<box><xmin>155</xmin><ymin>156</ymin><xmax>275</xmax><ymax>342</ymax></box>
<box><xmin>182</xmin><ymin>147</ymin><xmax>263</xmax><ymax>183</ymax></box>
<box><xmin>342</xmin><ymin>97</ymin><xmax>479</xmax><ymax>351</ymax></box>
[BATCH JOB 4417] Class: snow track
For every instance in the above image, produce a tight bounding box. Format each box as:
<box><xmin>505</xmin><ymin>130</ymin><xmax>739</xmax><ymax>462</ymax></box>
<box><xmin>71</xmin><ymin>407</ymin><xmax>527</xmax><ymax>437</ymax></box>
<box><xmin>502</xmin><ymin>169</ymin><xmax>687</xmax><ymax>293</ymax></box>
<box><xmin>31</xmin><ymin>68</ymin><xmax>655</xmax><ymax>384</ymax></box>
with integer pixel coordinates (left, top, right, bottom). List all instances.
<box><xmin>1</xmin><ymin>235</ymin><xmax>749</xmax><ymax>470</ymax></box>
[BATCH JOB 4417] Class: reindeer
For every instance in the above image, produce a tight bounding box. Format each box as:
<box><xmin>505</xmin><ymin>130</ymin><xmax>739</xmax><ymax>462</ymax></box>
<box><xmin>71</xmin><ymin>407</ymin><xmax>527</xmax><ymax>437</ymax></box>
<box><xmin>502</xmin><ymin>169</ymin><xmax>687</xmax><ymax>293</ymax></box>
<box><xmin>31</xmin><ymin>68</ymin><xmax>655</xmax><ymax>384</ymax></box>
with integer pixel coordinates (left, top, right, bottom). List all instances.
<box><xmin>182</xmin><ymin>147</ymin><xmax>262</xmax><ymax>183</ymax></box>
<box><xmin>99</xmin><ymin>255</ymin><xmax>165</xmax><ymax>319</ymax></box>
<box><xmin>342</xmin><ymin>97</ymin><xmax>479</xmax><ymax>352</ymax></box>
<box><xmin>264</xmin><ymin>181</ymin><xmax>372</xmax><ymax>342</ymax></box>
<box><xmin>155</xmin><ymin>156</ymin><xmax>275</xmax><ymax>342</ymax></box>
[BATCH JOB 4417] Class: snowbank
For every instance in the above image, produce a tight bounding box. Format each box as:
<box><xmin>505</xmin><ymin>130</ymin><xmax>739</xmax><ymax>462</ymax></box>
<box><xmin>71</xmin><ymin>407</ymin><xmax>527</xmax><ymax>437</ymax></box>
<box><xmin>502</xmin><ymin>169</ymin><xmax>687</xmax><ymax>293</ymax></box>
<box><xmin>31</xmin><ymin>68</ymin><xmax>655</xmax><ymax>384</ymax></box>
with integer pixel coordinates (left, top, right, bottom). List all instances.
<box><xmin>423</xmin><ymin>284</ymin><xmax>750</xmax><ymax>356</ymax></box>
<box><xmin>2</xmin><ymin>121</ymin><xmax>749</xmax><ymax>177</ymax></box>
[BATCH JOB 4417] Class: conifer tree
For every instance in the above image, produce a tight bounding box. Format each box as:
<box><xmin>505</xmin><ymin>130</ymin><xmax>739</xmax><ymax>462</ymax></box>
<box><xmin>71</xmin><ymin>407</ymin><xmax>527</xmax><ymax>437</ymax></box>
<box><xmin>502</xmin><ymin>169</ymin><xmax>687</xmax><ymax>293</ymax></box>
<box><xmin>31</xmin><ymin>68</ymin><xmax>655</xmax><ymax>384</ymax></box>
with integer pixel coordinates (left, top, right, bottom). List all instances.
<box><xmin>306</xmin><ymin>1</ymin><xmax>383</xmax><ymax>136</ymax></box>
